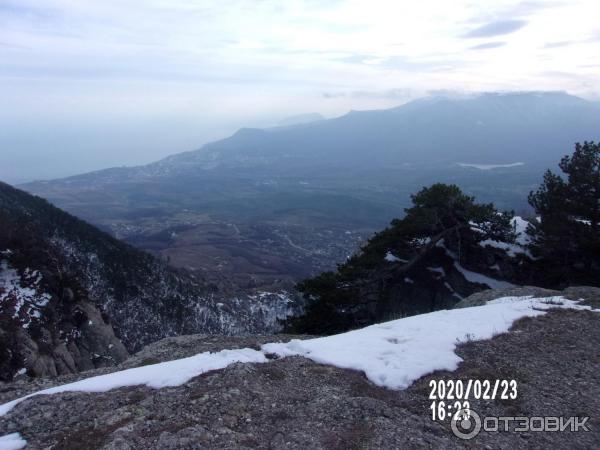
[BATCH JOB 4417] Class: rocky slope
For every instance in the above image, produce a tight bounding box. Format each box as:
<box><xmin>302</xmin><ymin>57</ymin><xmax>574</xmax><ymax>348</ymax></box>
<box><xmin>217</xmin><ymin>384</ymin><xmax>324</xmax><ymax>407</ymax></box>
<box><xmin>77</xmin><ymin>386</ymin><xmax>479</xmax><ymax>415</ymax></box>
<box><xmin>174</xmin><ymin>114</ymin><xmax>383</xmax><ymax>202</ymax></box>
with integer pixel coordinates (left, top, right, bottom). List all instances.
<box><xmin>0</xmin><ymin>287</ymin><xmax>598</xmax><ymax>449</ymax></box>
<box><xmin>0</xmin><ymin>182</ymin><xmax>298</xmax><ymax>381</ymax></box>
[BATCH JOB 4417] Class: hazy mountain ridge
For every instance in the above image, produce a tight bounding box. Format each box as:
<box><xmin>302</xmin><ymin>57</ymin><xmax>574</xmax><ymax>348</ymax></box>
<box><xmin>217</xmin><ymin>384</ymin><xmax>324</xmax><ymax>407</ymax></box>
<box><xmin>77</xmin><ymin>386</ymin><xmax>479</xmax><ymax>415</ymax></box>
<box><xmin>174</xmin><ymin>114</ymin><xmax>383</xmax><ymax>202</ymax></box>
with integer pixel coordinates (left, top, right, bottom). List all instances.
<box><xmin>18</xmin><ymin>91</ymin><xmax>600</xmax><ymax>292</ymax></box>
<box><xmin>23</xmin><ymin>91</ymin><xmax>600</xmax><ymax>186</ymax></box>
<box><xmin>157</xmin><ymin>91</ymin><xmax>600</xmax><ymax>171</ymax></box>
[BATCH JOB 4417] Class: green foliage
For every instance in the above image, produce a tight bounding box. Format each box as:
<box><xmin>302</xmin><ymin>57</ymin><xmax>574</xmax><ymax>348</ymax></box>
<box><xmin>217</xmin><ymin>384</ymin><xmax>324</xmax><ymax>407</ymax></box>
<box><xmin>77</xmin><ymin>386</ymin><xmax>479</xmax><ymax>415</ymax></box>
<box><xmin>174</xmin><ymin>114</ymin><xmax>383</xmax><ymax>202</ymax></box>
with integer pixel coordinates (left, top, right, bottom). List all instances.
<box><xmin>286</xmin><ymin>183</ymin><xmax>514</xmax><ymax>334</ymax></box>
<box><xmin>528</xmin><ymin>142</ymin><xmax>600</xmax><ymax>286</ymax></box>
<box><xmin>289</xmin><ymin>272</ymin><xmax>358</xmax><ymax>334</ymax></box>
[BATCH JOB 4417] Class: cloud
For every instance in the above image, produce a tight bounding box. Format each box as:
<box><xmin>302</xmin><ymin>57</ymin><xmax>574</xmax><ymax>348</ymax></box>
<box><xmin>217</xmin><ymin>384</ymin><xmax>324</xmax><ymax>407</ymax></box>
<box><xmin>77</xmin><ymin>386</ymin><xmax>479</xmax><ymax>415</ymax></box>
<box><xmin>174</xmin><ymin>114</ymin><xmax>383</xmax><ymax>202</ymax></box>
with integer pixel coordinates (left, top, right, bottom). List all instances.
<box><xmin>466</xmin><ymin>1</ymin><xmax>565</xmax><ymax>25</ymax></box>
<box><xmin>587</xmin><ymin>30</ymin><xmax>600</xmax><ymax>41</ymax></box>
<box><xmin>462</xmin><ymin>19</ymin><xmax>528</xmax><ymax>38</ymax></box>
<box><xmin>505</xmin><ymin>0</ymin><xmax>567</xmax><ymax>16</ymax></box>
<box><xmin>543</xmin><ymin>31</ymin><xmax>600</xmax><ymax>49</ymax></box>
<box><xmin>381</xmin><ymin>56</ymin><xmax>468</xmax><ymax>72</ymax></box>
<box><xmin>322</xmin><ymin>88</ymin><xmax>416</xmax><ymax>100</ymax></box>
<box><xmin>0</xmin><ymin>41</ymin><xmax>27</xmax><ymax>48</ymax></box>
<box><xmin>0</xmin><ymin>1</ymin><xmax>54</xmax><ymax>18</ymax></box>
<box><xmin>2</xmin><ymin>0</ymin><xmax>600</xmax><ymax>181</ymax></box>
<box><xmin>544</xmin><ymin>41</ymin><xmax>574</xmax><ymax>48</ymax></box>
<box><xmin>469</xmin><ymin>42</ymin><xmax>506</xmax><ymax>50</ymax></box>
<box><xmin>337</xmin><ymin>54</ymin><xmax>372</xmax><ymax>64</ymax></box>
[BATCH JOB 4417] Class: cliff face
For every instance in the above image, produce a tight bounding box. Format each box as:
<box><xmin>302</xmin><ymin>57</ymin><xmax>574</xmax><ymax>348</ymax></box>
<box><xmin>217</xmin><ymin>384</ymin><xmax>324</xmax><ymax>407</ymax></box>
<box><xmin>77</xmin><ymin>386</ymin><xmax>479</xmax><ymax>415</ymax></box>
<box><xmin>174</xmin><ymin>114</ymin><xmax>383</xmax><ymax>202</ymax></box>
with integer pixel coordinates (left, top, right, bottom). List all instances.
<box><xmin>0</xmin><ymin>250</ymin><xmax>129</xmax><ymax>378</ymax></box>
<box><xmin>0</xmin><ymin>182</ymin><xmax>297</xmax><ymax>380</ymax></box>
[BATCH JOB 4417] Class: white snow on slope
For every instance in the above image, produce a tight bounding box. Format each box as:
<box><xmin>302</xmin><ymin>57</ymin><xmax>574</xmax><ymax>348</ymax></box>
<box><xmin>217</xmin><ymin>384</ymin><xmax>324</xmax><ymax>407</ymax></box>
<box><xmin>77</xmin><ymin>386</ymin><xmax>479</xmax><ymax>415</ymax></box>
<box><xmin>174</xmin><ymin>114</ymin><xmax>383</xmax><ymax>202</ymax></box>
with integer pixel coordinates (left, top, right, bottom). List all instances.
<box><xmin>478</xmin><ymin>239</ymin><xmax>524</xmax><ymax>257</ymax></box>
<box><xmin>0</xmin><ymin>297</ymin><xmax>596</xmax><ymax>419</ymax></box>
<box><xmin>263</xmin><ymin>296</ymin><xmax>594</xmax><ymax>390</ymax></box>
<box><xmin>435</xmin><ymin>238</ymin><xmax>516</xmax><ymax>287</ymax></box>
<box><xmin>0</xmin><ymin>433</ymin><xmax>26</xmax><ymax>450</ymax></box>
<box><xmin>512</xmin><ymin>217</ymin><xmax>531</xmax><ymax>245</ymax></box>
<box><xmin>0</xmin><ymin>260</ymin><xmax>51</xmax><ymax>327</ymax></box>
<box><xmin>0</xmin><ymin>348</ymin><xmax>266</xmax><ymax>417</ymax></box>
<box><xmin>384</xmin><ymin>251</ymin><xmax>406</xmax><ymax>263</ymax></box>
<box><xmin>479</xmin><ymin>216</ymin><xmax>532</xmax><ymax>258</ymax></box>
<box><xmin>453</xmin><ymin>262</ymin><xmax>515</xmax><ymax>289</ymax></box>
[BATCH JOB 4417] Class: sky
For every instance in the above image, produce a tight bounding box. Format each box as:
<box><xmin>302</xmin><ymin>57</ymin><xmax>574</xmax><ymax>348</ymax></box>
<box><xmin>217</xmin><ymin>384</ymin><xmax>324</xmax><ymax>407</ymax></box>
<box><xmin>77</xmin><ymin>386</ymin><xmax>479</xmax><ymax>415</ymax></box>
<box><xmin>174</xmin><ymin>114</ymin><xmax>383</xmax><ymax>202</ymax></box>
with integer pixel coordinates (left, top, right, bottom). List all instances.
<box><xmin>1</xmin><ymin>0</ymin><xmax>599</xmax><ymax>183</ymax></box>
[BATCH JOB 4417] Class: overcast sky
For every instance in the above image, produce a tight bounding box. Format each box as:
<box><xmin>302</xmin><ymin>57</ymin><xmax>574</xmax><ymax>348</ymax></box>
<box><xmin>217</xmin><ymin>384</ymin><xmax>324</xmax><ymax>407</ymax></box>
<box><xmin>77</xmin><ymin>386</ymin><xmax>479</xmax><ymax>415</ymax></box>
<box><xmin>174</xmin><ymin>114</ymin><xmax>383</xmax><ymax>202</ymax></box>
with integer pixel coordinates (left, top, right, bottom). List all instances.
<box><xmin>1</xmin><ymin>0</ymin><xmax>599</xmax><ymax>183</ymax></box>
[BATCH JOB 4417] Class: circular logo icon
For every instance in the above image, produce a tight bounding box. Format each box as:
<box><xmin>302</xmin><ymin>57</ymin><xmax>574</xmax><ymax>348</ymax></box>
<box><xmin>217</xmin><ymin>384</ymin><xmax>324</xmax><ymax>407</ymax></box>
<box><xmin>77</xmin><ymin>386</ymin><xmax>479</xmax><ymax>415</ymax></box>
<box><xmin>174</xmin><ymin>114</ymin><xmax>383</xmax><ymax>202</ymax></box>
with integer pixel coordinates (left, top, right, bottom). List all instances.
<box><xmin>451</xmin><ymin>408</ymin><xmax>481</xmax><ymax>440</ymax></box>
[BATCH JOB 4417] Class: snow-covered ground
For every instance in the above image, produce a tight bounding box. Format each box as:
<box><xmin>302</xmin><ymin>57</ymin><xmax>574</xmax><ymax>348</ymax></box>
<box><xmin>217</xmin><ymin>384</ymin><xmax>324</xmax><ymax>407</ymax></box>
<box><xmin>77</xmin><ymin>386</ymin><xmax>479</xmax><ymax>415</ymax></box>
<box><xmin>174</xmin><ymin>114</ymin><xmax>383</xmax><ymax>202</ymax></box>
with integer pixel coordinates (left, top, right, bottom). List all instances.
<box><xmin>0</xmin><ymin>433</ymin><xmax>26</xmax><ymax>450</ymax></box>
<box><xmin>264</xmin><ymin>296</ymin><xmax>593</xmax><ymax>389</ymax></box>
<box><xmin>1</xmin><ymin>295</ymin><xmax>597</xmax><ymax>431</ymax></box>
<box><xmin>0</xmin><ymin>348</ymin><xmax>267</xmax><ymax>418</ymax></box>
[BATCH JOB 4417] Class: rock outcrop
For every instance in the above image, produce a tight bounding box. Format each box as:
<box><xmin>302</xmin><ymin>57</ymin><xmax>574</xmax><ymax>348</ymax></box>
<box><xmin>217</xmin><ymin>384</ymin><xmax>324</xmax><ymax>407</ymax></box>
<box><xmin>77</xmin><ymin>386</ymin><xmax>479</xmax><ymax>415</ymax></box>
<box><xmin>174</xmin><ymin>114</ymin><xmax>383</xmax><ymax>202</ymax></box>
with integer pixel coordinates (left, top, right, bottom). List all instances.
<box><xmin>0</xmin><ymin>287</ymin><xmax>598</xmax><ymax>449</ymax></box>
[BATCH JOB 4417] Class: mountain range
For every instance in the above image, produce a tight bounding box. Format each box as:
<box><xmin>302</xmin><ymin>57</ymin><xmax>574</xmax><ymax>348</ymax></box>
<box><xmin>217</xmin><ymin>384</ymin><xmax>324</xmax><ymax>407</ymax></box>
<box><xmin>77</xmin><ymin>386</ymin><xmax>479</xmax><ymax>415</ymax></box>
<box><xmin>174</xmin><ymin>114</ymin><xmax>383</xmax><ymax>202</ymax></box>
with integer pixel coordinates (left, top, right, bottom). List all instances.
<box><xmin>19</xmin><ymin>91</ymin><xmax>600</xmax><ymax>289</ymax></box>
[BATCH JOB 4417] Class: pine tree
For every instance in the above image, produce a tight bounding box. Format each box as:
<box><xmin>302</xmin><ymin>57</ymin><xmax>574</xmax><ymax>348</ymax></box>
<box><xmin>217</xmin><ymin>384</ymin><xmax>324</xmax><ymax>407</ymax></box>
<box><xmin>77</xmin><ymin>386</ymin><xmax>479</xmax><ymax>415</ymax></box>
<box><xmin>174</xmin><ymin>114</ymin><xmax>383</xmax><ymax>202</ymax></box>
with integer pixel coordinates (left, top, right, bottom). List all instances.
<box><xmin>287</xmin><ymin>183</ymin><xmax>515</xmax><ymax>334</ymax></box>
<box><xmin>528</xmin><ymin>141</ymin><xmax>600</xmax><ymax>286</ymax></box>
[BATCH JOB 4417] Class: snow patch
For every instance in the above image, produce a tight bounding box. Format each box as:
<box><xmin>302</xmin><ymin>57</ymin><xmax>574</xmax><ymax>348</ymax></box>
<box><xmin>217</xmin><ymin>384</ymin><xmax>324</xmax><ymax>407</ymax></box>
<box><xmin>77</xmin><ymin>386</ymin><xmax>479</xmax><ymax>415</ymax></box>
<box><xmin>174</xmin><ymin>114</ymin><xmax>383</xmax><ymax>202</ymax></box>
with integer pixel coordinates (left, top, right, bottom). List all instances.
<box><xmin>263</xmin><ymin>296</ymin><xmax>595</xmax><ymax>390</ymax></box>
<box><xmin>411</xmin><ymin>237</ymin><xmax>431</xmax><ymax>246</ymax></box>
<box><xmin>512</xmin><ymin>216</ymin><xmax>531</xmax><ymax>245</ymax></box>
<box><xmin>0</xmin><ymin>433</ymin><xmax>26</xmax><ymax>450</ymax></box>
<box><xmin>1</xmin><ymin>296</ymin><xmax>596</xmax><ymax>420</ymax></box>
<box><xmin>574</xmin><ymin>218</ymin><xmax>591</xmax><ymax>225</ymax></box>
<box><xmin>0</xmin><ymin>348</ymin><xmax>267</xmax><ymax>417</ymax></box>
<box><xmin>478</xmin><ymin>216</ymin><xmax>532</xmax><ymax>257</ymax></box>
<box><xmin>384</xmin><ymin>252</ymin><xmax>406</xmax><ymax>263</ymax></box>
<box><xmin>453</xmin><ymin>262</ymin><xmax>515</xmax><ymax>289</ymax></box>
<box><xmin>0</xmin><ymin>260</ymin><xmax>51</xmax><ymax>327</ymax></box>
<box><xmin>478</xmin><ymin>239</ymin><xmax>525</xmax><ymax>257</ymax></box>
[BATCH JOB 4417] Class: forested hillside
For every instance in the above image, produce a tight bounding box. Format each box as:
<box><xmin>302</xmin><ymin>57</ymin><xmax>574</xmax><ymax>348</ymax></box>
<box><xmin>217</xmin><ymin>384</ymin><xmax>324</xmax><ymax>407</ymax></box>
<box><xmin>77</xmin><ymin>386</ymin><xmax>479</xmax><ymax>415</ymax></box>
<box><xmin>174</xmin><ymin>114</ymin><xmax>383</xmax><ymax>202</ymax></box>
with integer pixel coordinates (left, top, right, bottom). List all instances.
<box><xmin>0</xmin><ymin>183</ymin><xmax>295</xmax><ymax>380</ymax></box>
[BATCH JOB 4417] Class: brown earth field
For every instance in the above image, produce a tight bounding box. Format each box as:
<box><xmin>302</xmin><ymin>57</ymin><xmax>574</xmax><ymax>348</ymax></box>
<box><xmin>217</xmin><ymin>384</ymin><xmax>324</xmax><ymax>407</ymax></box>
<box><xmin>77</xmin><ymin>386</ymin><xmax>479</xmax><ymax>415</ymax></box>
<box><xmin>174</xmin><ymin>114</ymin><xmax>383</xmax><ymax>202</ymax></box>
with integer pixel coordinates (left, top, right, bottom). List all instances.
<box><xmin>120</xmin><ymin>216</ymin><xmax>370</xmax><ymax>290</ymax></box>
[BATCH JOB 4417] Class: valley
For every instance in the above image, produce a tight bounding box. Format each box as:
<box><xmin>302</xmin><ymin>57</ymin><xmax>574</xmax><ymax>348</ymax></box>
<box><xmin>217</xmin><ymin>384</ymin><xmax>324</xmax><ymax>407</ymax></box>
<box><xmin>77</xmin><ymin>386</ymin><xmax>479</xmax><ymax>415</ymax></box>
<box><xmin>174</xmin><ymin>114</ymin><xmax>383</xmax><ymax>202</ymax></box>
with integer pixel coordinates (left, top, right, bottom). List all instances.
<box><xmin>14</xmin><ymin>92</ymin><xmax>600</xmax><ymax>295</ymax></box>
<box><xmin>118</xmin><ymin>214</ymin><xmax>368</xmax><ymax>290</ymax></box>
<box><xmin>21</xmin><ymin>161</ymin><xmax>543</xmax><ymax>290</ymax></box>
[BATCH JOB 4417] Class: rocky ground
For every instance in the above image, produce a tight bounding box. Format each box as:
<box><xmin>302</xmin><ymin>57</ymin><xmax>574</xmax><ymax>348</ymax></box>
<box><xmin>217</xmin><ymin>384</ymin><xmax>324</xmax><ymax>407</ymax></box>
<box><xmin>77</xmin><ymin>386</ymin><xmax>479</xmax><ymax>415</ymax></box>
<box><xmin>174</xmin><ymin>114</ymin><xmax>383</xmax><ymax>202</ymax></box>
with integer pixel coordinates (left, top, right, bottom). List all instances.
<box><xmin>1</xmin><ymin>288</ymin><xmax>599</xmax><ymax>449</ymax></box>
